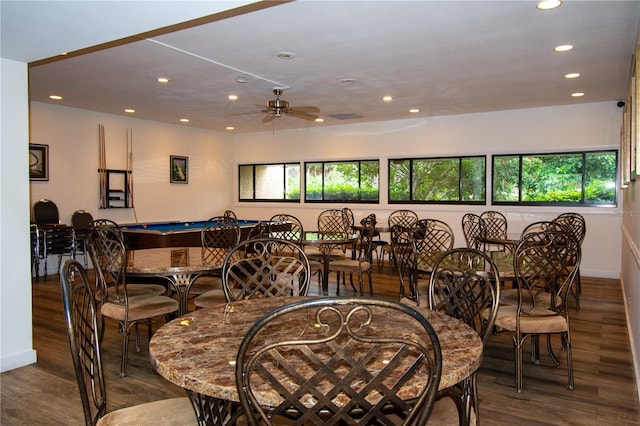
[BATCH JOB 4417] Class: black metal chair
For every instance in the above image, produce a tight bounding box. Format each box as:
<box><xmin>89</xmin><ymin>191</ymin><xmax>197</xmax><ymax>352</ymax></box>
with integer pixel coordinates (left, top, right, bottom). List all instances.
<box><xmin>33</xmin><ymin>199</ymin><xmax>75</xmax><ymax>278</ymax></box>
<box><xmin>236</xmin><ymin>297</ymin><xmax>442</xmax><ymax>426</ymax></box>
<box><xmin>72</xmin><ymin>210</ymin><xmax>93</xmax><ymax>267</ymax></box>
<box><xmin>33</xmin><ymin>198</ymin><xmax>60</xmax><ymax>226</ymax></box>
<box><xmin>428</xmin><ymin>248</ymin><xmax>501</xmax><ymax>425</ymax></box>
<box><xmin>59</xmin><ymin>259</ymin><xmax>195</xmax><ymax>426</ymax></box>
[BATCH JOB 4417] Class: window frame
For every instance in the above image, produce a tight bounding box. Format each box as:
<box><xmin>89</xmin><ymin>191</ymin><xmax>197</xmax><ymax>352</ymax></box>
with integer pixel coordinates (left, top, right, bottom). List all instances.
<box><xmin>491</xmin><ymin>149</ymin><xmax>618</xmax><ymax>207</ymax></box>
<box><xmin>304</xmin><ymin>159</ymin><xmax>380</xmax><ymax>203</ymax></box>
<box><xmin>387</xmin><ymin>155</ymin><xmax>487</xmax><ymax>205</ymax></box>
<box><xmin>238</xmin><ymin>162</ymin><xmax>301</xmax><ymax>202</ymax></box>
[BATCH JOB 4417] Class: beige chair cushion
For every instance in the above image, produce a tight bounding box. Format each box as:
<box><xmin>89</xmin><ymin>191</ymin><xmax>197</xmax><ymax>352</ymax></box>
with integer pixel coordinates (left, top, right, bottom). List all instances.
<box><xmin>98</xmin><ymin>284</ymin><xmax>167</xmax><ymax>300</ymax></box>
<box><xmin>327</xmin><ymin>259</ymin><xmax>371</xmax><ymax>273</ymax></box>
<box><xmin>194</xmin><ymin>288</ymin><xmax>227</xmax><ymax>309</ymax></box>
<box><xmin>97</xmin><ymin>397</ymin><xmax>195</xmax><ymax>426</ymax></box>
<box><xmin>493</xmin><ymin>304</ymin><xmax>569</xmax><ymax>334</ymax></box>
<box><xmin>101</xmin><ymin>295</ymin><xmax>178</xmax><ymax>321</ymax></box>
<box><xmin>189</xmin><ymin>275</ymin><xmax>222</xmax><ymax>295</ymax></box>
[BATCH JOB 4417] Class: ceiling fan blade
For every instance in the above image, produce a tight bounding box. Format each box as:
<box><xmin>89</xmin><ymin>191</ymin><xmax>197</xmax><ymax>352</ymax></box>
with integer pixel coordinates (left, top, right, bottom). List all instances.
<box><xmin>288</xmin><ymin>110</ymin><xmax>319</xmax><ymax>121</ymax></box>
<box><xmin>262</xmin><ymin>113</ymin><xmax>275</xmax><ymax>123</ymax></box>
<box><xmin>290</xmin><ymin>105</ymin><xmax>320</xmax><ymax>113</ymax></box>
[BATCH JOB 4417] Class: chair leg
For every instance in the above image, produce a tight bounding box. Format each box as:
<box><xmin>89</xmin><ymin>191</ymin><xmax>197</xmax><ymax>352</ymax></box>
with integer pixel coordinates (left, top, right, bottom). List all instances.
<box><xmin>120</xmin><ymin>321</ymin><xmax>131</xmax><ymax>377</ymax></box>
<box><xmin>565</xmin><ymin>331</ymin><xmax>574</xmax><ymax>391</ymax></box>
<box><xmin>515</xmin><ymin>335</ymin><xmax>524</xmax><ymax>393</ymax></box>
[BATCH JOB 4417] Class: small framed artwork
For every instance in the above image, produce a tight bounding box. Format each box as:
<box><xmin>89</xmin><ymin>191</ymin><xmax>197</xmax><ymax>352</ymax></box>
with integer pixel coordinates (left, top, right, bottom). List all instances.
<box><xmin>170</xmin><ymin>155</ymin><xmax>188</xmax><ymax>184</ymax></box>
<box><xmin>29</xmin><ymin>143</ymin><xmax>49</xmax><ymax>181</ymax></box>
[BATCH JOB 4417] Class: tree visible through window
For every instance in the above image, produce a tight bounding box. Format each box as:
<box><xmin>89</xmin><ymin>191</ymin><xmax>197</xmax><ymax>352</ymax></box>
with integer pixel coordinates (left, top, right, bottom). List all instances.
<box><xmin>492</xmin><ymin>150</ymin><xmax>617</xmax><ymax>205</ymax></box>
<box><xmin>305</xmin><ymin>160</ymin><xmax>379</xmax><ymax>202</ymax></box>
<box><xmin>239</xmin><ymin>163</ymin><xmax>300</xmax><ymax>201</ymax></box>
<box><xmin>389</xmin><ymin>156</ymin><xmax>486</xmax><ymax>204</ymax></box>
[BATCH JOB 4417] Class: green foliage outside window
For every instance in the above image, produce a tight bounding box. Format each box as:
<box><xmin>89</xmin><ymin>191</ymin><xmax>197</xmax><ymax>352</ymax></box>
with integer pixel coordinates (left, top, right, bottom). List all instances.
<box><xmin>305</xmin><ymin>160</ymin><xmax>379</xmax><ymax>202</ymax></box>
<box><xmin>389</xmin><ymin>156</ymin><xmax>485</xmax><ymax>204</ymax></box>
<box><xmin>492</xmin><ymin>150</ymin><xmax>617</xmax><ymax>205</ymax></box>
<box><xmin>239</xmin><ymin>163</ymin><xmax>300</xmax><ymax>201</ymax></box>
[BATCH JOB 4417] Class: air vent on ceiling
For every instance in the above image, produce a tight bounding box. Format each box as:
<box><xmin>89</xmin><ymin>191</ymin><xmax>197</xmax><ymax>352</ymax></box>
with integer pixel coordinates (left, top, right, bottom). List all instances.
<box><xmin>329</xmin><ymin>113</ymin><xmax>363</xmax><ymax>120</ymax></box>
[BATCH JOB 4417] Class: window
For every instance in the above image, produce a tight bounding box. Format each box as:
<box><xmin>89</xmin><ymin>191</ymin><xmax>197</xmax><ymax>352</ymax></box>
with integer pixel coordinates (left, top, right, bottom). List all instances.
<box><xmin>388</xmin><ymin>156</ymin><xmax>486</xmax><ymax>204</ymax></box>
<box><xmin>305</xmin><ymin>160</ymin><xmax>379</xmax><ymax>202</ymax></box>
<box><xmin>492</xmin><ymin>150</ymin><xmax>617</xmax><ymax>206</ymax></box>
<box><xmin>239</xmin><ymin>163</ymin><xmax>300</xmax><ymax>201</ymax></box>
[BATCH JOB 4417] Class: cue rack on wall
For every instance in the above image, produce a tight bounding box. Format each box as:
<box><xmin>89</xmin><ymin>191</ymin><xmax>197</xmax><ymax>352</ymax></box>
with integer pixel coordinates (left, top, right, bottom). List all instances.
<box><xmin>98</xmin><ymin>124</ymin><xmax>134</xmax><ymax>209</ymax></box>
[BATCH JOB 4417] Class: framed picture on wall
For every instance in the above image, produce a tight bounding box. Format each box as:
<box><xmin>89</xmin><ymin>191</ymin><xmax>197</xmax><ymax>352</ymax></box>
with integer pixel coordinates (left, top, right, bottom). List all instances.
<box><xmin>29</xmin><ymin>143</ymin><xmax>49</xmax><ymax>181</ymax></box>
<box><xmin>170</xmin><ymin>155</ymin><xmax>188</xmax><ymax>184</ymax></box>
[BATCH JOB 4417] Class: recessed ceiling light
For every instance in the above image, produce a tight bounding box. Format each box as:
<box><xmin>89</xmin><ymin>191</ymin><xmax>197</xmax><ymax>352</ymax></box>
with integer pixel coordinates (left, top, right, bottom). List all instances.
<box><xmin>315</xmin><ymin>118</ymin><xmax>324</xmax><ymax>123</ymax></box>
<box><xmin>409</xmin><ymin>108</ymin><xmax>420</xmax><ymax>113</ymax></box>
<box><xmin>180</xmin><ymin>118</ymin><xmax>190</xmax><ymax>123</ymax></box>
<box><xmin>275</xmin><ymin>51</ymin><xmax>295</xmax><ymax>59</ymax></box>
<box><xmin>536</xmin><ymin>0</ymin><xmax>562</xmax><ymax>10</ymax></box>
<box><xmin>571</xmin><ymin>92</ymin><xmax>585</xmax><ymax>97</ymax></box>
<box><xmin>235</xmin><ymin>76</ymin><xmax>248</xmax><ymax>83</ymax></box>
<box><xmin>124</xmin><ymin>108</ymin><xmax>135</xmax><ymax>113</ymax></box>
<box><xmin>226</xmin><ymin>126</ymin><xmax>235</xmax><ymax>131</ymax></box>
<box><xmin>382</xmin><ymin>96</ymin><xmax>393</xmax><ymax>102</ymax></box>
<box><xmin>564</xmin><ymin>73</ymin><xmax>581</xmax><ymax>79</ymax></box>
<box><xmin>49</xmin><ymin>95</ymin><xmax>63</xmax><ymax>100</ymax></box>
<box><xmin>157</xmin><ymin>77</ymin><xmax>169</xmax><ymax>83</ymax></box>
<box><xmin>554</xmin><ymin>44</ymin><xmax>573</xmax><ymax>52</ymax></box>
<box><xmin>228</xmin><ymin>95</ymin><xmax>238</xmax><ymax>101</ymax></box>
<box><xmin>341</xmin><ymin>78</ymin><xmax>356</xmax><ymax>84</ymax></box>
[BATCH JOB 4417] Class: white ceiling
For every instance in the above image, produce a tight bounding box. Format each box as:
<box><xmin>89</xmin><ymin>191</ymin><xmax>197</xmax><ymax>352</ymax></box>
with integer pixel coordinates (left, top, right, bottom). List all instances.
<box><xmin>4</xmin><ymin>1</ymin><xmax>640</xmax><ymax>134</ymax></box>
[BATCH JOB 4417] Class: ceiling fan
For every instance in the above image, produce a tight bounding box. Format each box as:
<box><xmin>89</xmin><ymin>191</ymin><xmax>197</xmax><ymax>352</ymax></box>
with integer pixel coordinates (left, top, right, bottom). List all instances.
<box><xmin>261</xmin><ymin>88</ymin><xmax>320</xmax><ymax>123</ymax></box>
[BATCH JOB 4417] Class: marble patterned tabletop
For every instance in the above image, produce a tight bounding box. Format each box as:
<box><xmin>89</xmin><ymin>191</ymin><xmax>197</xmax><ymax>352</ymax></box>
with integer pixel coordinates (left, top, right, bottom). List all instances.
<box><xmin>149</xmin><ymin>296</ymin><xmax>483</xmax><ymax>402</ymax></box>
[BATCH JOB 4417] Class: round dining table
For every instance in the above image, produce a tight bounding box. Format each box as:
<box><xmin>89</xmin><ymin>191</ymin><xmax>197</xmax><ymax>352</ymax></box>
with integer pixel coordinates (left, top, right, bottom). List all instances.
<box><xmin>126</xmin><ymin>246</ymin><xmax>223</xmax><ymax>315</ymax></box>
<box><xmin>149</xmin><ymin>296</ymin><xmax>483</xmax><ymax>424</ymax></box>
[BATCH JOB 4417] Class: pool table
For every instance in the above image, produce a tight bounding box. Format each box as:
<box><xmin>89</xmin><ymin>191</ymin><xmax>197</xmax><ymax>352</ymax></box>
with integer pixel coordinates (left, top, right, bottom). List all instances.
<box><xmin>121</xmin><ymin>219</ymin><xmax>271</xmax><ymax>249</ymax></box>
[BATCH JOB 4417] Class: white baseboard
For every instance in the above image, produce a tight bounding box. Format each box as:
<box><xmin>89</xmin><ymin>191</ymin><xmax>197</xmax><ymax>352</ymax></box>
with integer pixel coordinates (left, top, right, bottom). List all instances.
<box><xmin>0</xmin><ymin>349</ymin><xmax>37</xmax><ymax>373</ymax></box>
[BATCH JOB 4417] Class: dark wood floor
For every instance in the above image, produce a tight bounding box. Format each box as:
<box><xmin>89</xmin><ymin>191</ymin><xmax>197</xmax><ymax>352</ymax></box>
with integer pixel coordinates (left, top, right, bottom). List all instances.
<box><xmin>2</xmin><ymin>265</ymin><xmax>639</xmax><ymax>425</ymax></box>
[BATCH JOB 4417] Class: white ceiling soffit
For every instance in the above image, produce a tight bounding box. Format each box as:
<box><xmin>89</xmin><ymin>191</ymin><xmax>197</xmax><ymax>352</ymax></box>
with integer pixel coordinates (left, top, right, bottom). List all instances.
<box><xmin>16</xmin><ymin>1</ymin><xmax>640</xmax><ymax>133</ymax></box>
<box><xmin>0</xmin><ymin>0</ymin><xmax>269</xmax><ymax>63</ymax></box>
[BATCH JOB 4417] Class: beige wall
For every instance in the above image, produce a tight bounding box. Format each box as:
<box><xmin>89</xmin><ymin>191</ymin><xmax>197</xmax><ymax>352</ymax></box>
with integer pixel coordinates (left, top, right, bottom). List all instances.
<box><xmin>29</xmin><ymin>102</ymin><xmax>234</xmax><ymax>225</ymax></box>
<box><xmin>230</xmin><ymin>102</ymin><xmax>623</xmax><ymax>279</ymax></box>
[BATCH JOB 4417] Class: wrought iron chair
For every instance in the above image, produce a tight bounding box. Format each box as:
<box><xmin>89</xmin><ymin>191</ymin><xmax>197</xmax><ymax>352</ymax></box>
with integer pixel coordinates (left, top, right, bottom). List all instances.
<box><xmin>236</xmin><ymin>297</ymin><xmax>442</xmax><ymax>426</ymax></box>
<box><xmin>391</xmin><ymin>224</ymin><xmax>415</xmax><ymax>302</ymax></box>
<box><xmin>220</xmin><ymin>238</ymin><xmax>311</xmax><ymax>302</ymax></box>
<box><xmin>88</xmin><ymin>225</ymin><xmax>179</xmax><ymax>377</ymax></box>
<box><xmin>407</xmin><ymin>219</ymin><xmax>454</xmax><ymax>306</ymax></box>
<box><xmin>59</xmin><ymin>259</ymin><xmax>195</xmax><ymax>426</ymax></box>
<box><xmin>428</xmin><ymin>248</ymin><xmax>501</xmax><ymax>425</ymax></box>
<box><xmin>327</xmin><ymin>213</ymin><xmax>376</xmax><ymax>296</ymax></box>
<box><xmin>462</xmin><ymin>213</ymin><xmax>484</xmax><ymax>250</ymax></box>
<box><xmin>72</xmin><ymin>210</ymin><xmax>94</xmax><ymax>267</ymax></box>
<box><xmin>480</xmin><ymin>211</ymin><xmax>508</xmax><ymax>251</ymax></box>
<box><xmin>269</xmin><ymin>213</ymin><xmax>324</xmax><ymax>288</ymax></box>
<box><xmin>382</xmin><ymin>209</ymin><xmax>419</xmax><ymax>273</ymax></box>
<box><xmin>189</xmin><ymin>215</ymin><xmax>241</xmax><ymax>300</ymax></box>
<box><xmin>493</xmin><ymin>229</ymin><xmax>580</xmax><ymax>393</ymax></box>
<box><xmin>553</xmin><ymin>212</ymin><xmax>586</xmax><ymax>309</ymax></box>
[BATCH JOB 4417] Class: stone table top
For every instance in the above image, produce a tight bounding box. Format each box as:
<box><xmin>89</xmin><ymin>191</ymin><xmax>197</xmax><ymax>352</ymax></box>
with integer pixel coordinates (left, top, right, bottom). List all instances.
<box><xmin>149</xmin><ymin>297</ymin><xmax>483</xmax><ymax>403</ymax></box>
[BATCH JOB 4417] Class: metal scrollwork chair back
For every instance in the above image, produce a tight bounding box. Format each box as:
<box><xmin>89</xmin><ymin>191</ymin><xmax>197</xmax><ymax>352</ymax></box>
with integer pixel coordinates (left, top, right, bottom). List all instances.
<box><xmin>236</xmin><ymin>297</ymin><xmax>442</xmax><ymax>426</ymax></box>
<box><xmin>222</xmin><ymin>238</ymin><xmax>311</xmax><ymax>302</ymax></box>
<box><xmin>201</xmin><ymin>215</ymin><xmax>241</xmax><ymax>266</ymax></box>
<box><xmin>462</xmin><ymin>213</ymin><xmax>484</xmax><ymax>251</ymax></box>
<box><xmin>428</xmin><ymin>248</ymin><xmax>501</xmax><ymax>424</ymax></box>
<box><xmin>494</xmin><ymin>229</ymin><xmax>580</xmax><ymax>393</ymax></box>
<box><xmin>60</xmin><ymin>259</ymin><xmax>194</xmax><ymax>426</ymax></box>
